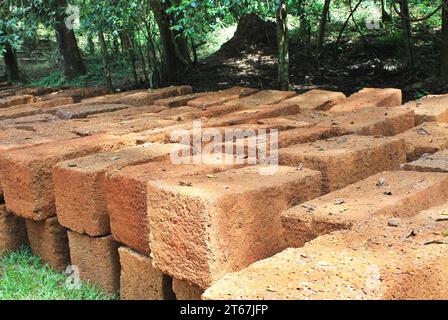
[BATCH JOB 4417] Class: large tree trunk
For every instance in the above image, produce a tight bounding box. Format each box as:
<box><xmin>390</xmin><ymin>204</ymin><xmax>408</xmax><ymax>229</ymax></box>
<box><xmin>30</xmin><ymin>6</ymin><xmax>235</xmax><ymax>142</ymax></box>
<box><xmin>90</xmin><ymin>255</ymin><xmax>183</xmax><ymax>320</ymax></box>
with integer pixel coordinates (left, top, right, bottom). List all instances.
<box><xmin>441</xmin><ymin>0</ymin><xmax>448</xmax><ymax>80</ymax></box>
<box><xmin>399</xmin><ymin>0</ymin><xmax>415</xmax><ymax>68</ymax></box>
<box><xmin>149</xmin><ymin>0</ymin><xmax>190</xmax><ymax>84</ymax></box>
<box><xmin>121</xmin><ymin>31</ymin><xmax>139</xmax><ymax>86</ymax></box>
<box><xmin>54</xmin><ymin>0</ymin><xmax>86</xmax><ymax>77</ymax></box>
<box><xmin>3</xmin><ymin>42</ymin><xmax>21</xmax><ymax>82</ymax></box>
<box><xmin>318</xmin><ymin>0</ymin><xmax>331</xmax><ymax>51</ymax></box>
<box><xmin>98</xmin><ymin>31</ymin><xmax>113</xmax><ymax>91</ymax></box>
<box><xmin>276</xmin><ymin>0</ymin><xmax>289</xmax><ymax>90</ymax></box>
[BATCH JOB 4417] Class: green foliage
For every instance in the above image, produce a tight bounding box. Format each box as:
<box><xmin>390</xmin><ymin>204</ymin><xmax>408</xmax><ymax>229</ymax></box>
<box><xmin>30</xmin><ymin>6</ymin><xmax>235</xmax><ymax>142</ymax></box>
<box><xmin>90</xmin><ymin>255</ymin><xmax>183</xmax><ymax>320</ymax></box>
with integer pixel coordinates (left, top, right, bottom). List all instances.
<box><xmin>27</xmin><ymin>54</ymin><xmax>136</xmax><ymax>88</ymax></box>
<box><xmin>1</xmin><ymin>0</ymin><xmax>448</xmax><ymax>85</ymax></box>
<box><xmin>0</xmin><ymin>0</ymin><xmax>40</xmax><ymax>51</ymax></box>
<box><xmin>0</xmin><ymin>248</ymin><xmax>116</xmax><ymax>300</ymax></box>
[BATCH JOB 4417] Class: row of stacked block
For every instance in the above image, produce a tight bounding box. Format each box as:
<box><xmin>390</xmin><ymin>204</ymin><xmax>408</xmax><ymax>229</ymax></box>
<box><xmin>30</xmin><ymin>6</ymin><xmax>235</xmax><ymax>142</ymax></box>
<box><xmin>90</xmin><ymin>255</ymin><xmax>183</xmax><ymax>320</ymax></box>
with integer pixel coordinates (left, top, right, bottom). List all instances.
<box><xmin>0</xmin><ymin>80</ymin><xmax>447</xmax><ymax>299</ymax></box>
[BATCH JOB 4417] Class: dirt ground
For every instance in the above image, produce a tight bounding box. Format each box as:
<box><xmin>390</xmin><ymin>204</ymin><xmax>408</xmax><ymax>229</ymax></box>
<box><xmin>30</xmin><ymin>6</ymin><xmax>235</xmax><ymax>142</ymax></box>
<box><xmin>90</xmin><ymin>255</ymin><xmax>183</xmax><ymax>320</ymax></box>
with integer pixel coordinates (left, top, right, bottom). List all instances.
<box><xmin>181</xmin><ymin>16</ymin><xmax>448</xmax><ymax>103</ymax></box>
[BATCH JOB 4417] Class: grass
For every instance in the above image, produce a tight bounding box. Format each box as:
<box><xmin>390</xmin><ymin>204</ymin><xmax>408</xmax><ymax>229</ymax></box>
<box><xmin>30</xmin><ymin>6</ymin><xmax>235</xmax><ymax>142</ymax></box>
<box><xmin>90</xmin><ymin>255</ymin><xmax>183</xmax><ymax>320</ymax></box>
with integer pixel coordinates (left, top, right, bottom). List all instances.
<box><xmin>9</xmin><ymin>23</ymin><xmax>237</xmax><ymax>90</ymax></box>
<box><xmin>0</xmin><ymin>248</ymin><xmax>116</xmax><ymax>300</ymax></box>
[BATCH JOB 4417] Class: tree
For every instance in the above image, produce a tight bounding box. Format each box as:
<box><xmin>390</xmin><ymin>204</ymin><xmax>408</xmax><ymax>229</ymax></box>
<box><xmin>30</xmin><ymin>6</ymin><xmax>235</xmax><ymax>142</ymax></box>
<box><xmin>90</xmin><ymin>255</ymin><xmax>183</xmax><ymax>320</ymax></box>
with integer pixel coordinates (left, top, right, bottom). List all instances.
<box><xmin>380</xmin><ymin>0</ymin><xmax>392</xmax><ymax>22</ymax></box>
<box><xmin>149</xmin><ymin>0</ymin><xmax>191</xmax><ymax>83</ymax></box>
<box><xmin>318</xmin><ymin>0</ymin><xmax>331</xmax><ymax>51</ymax></box>
<box><xmin>3</xmin><ymin>42</ymin><xmax>21</xmax><ymax>82</ymax></box>
<box><xmin>98</xmin><ymin>31</ymin><xmax>113</xmax><ymax>91</ymax></box>
<box><xmin>276</xmin><ymin>0</ymin><xmax>289</xmax><ymax>90</ymax></box>
<box><xmin>0</xmin><ymin>1</ymin><xmax>26</xmax><ymax>82</ymax></box>
<box><xmin>441</xmin><ymin>0</ymin><xmax>448</xmax><ymax>80</ymax></box>
<box><xmin>52</xmin><ymin>0</ymin><xmax>86</xmax><ymax>77</ymax></box>
<box><xmin>398</xmin><ymin>0</ymin><xmax>415</xmax><ymax>68</ymax></box>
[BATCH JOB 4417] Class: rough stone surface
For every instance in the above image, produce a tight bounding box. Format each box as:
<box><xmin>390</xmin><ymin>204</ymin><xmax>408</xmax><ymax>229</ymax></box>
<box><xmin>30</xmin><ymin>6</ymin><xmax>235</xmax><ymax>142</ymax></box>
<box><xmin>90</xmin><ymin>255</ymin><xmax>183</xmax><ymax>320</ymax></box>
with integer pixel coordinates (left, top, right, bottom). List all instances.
<box><xmin>187</xmin><ymin>87</ymin><xmax>259</xmax><ymax>108</ymax></box>
<box><xmin>4</xmin><ymin>86</ymin><xmax>448</xmax><ymax>301</ymax></box>
<box><xmin>210</xmin><ymin>103</ymin><xmax>302</xmax><ymax>127</ymax></box>
<box><xmin>0</xmin><ymin>95</ymin><xmax>34</xmax><ymax>109</ymax></box>
<box><xmin>31</xmin><ymin>97</ymin><xmax>74</xmax><ymax>110</ymax></box>
<box><xmin>0</xmin><ymin>104</ymin><xmax>42</xmax><ymax>120</ymax></box>
<box><xmin>87</xmin><ymin>105</ymin><xmax>167</xmax><ymax>119</ymax></box>
<box><xmin>0</xmin><ymin>97</ymin><xmax>74</xmax><ymax>120</ymax></box>
<box><xmin>172</xmin><ymin>278</ymin><xmax>204</xmax><ymax>300</ymax></box>
<box><xmin>221</xmin><ymin>90</ymin><xmax>296</xmax><ymax>110</ymax></box>
<box><xmin>26</xmin><ymin>217</ymin><xmax>70</xmax><ymax>271</ymax></box>
<box><xmin>0</xmin><ymin>128</ymin><xmax>77</xmax><ymax>196</ymax></box>
<box><xmin>106</xmin><ymin>157</ymin><xmax>239</xmax><ymax>254</ymax></box>
<box><xmin>0</xmin><ymin>128</ymin><xmax>76</xmax><ymax>153</ymax></box>
<box><xmin>404</xmin><ymin>94</ymin><xmax>448</xmax><ymax>125</ymax></box>
<box><xmin>402</xmin><ymin>150</ymin><xmax>448</xmax><ymax>172</ymax></box>
<box><xmin>394</xmin><ymin>123</ymin><xmax>448</xmax><ymax>161</ymax></box>
<box><xmin>329</xmin><ymin>88</ymin><xmax>402</xmax><ymax>113</ymax></box>
<box><xmin>54</xmin><ymin>144</ymin><xmax>179</xmax><ymax>236</ymax></box>
<box><xmin>36</xmin><ymin>87</ymin><xmax>108</xmax><ymax>103</ymax></box>
<box><xmin>192</xmin><ymin>102</ymin><xmax>248</xmax><ymax>119</ymax></box>
<box><xmin>279</xmin><ymin>135</ymin><xmax>407</xmax><ymax>192</ymax></box>
<box><xmin>155</xmin><ymin>93</ymin><xmax>208</xmax><ymax>108</ymax></box>
<box><xmin>60</xmin><ymin>115</ymin><xmax>176</xmax><ymax>137</ymax></box>
<box><xmin>0</xmin><ymin>205</ymin><xmax>28</xmax><ymax>252</ymax></box>
<box><xmin>55</xmin><ymin>103</ymin><xmax>131</xmax><ymax>119</ymax></box>
<box><xmin>259</xmin><ymin>107</ymin><xmax>415</xmax><ymax>137</ymax></box>
<box><xmin>68</xmin><ymin>231</ymin><xmax>120</xmax><ymax>294</ymax></box>
<box><xmin>0</xmin><ymin>105</ymin><xmax>41</xmax><ymax>121</ymax></box>
<box><xmin>281</xmin><ymin>171</ymin><xmax>448</xmax><ymax>247</ymax></box>
<box><xmin>106</xmin><ymin>86</ymin><xmax>192</xmax><ymax>106</ymax></box>
<box><xmin>215</xmin><ymin>125</ymin><xmax>341</xmax><ymax>152</ymax></box>
<box><xmin>328</xmin><ymin>107</ymin><xmax>415</xmax><ymax>136</ymax></box>
<box><xmin>15</xmin><ymin>87</ymin><xmax>56</xmax><ymax>97</ymax></box>
<box><xmin>0</xmin><ymin>114</ymin><xmax>58</xmax><ymax>126</ymax></box>
<box><xmin>0</xmin><ymin>134</ymin><xmax>134</xmax><ymax>220</ymax></box>
<box><xmin>119</xmin><ymin>246</ymin><xmax>175</xmax><ymax>300</ymax></box>
<box><xmin>204</xmin><ymin>204</ymin><xmax>448</xmax><ymax>300</ymax></box>
<box><xmin>171</xmin><ymin>123</ymin><xmax>311</xmax><ymax>151</ymax></box>
<box><xmin>79</xmin><ymin>89</ymin><xmax>149</xmax><ymax>104</ymax></box>
<box><xmin>218</xmin><ymin>126</ymin><xmax>340</xmax><ymax>159</ymax></box>
<box><xmin>279</xmin><ymin>89</ymin><xmax>346</xmax><ymax>111</ymax></box>
<box><xmin>148</xmin><ymin>166</ymin><xmax>322</xmax><ymax>289</ymax></box>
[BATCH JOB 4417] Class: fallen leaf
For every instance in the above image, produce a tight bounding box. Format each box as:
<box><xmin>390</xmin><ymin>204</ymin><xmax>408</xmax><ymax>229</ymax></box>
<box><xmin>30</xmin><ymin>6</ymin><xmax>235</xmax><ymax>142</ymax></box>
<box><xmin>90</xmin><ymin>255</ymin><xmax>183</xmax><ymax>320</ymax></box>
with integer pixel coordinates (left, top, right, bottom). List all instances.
<box><xmin>302</xmin><ymin>204</ymin><xmax>316</xmax><ymax>213</ymax></box>
<box><xmin>406</xmin><ymin>229</ymin><xmax>417</xmax><ymax>238</ymax></box>
<box><xmin>424</xmin><ymin>240</ymin><xmax>445</xmax><ymax>245</ymax></box>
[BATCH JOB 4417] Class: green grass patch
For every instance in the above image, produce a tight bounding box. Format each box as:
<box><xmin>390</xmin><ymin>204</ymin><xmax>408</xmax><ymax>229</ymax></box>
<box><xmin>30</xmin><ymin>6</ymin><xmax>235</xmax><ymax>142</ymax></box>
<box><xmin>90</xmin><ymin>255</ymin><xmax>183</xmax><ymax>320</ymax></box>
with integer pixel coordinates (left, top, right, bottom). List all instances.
<box><xmin>0</xmin><ymin>248</ymin><xmax>116</xmax><ymax>300</ymax></box>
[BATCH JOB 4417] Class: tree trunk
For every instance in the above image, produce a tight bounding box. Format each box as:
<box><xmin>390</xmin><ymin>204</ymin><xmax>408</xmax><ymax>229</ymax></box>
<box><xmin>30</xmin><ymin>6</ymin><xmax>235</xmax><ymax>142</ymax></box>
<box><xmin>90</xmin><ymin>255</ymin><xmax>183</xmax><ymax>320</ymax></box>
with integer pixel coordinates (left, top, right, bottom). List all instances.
<box><xmin>191</xmin><ymin>37</ymin><xmax>198</xmax><ymax>65</ymax></box>
<box><xmin>399</xmin><ymin>0</ymin><xmax>415</xmax><ymax>68</ymax></box>
<box><xmin>121</xmin><ymin>31</ymin><xmax>139</xmax><ymax>86</ymax></box>
<box><xmin>3</xmin><ymin>42</ymin><xmax>21</xmax><ymax>82</ymax></box>
<box><xmin>54</xmin><ymin>0</ymin><xmax>86</xmax><ymax>77</ymax></box>
<box><xmin>112</xmin><ymin>36</ymin><xmax>121</xmax><ymax>55</ymax></box>
<box><xmin>276</xmin><ymin>0</ymin><xmax>289</xmax><ymax>90</ymax></box>
<box><xmin>381</xmin><ymin>0</ymin><xmax>392</xmax><ymax>22</ymax></box>
<box><xmin>441</xmin><ymin>0</ymin><xmax>448</xmax><ymax>80</ymax></box>
<box><xmin>318</xmin><ymin>0</ymin><xmax>331</xmax><ymax>51</ymax></box>
<box><xmin>87</xmin><ymin>34</ymin><xmax>95</xmax><ymax>55</ymax></box>
<box><xmin>136</xmin><ymin>39</ymin><xmax>150</xmax><ymax>86</ymax></box>
<box><xmin>146</xmin><ymin>25</ymin><xmax>162</xmax><ymax>87</ymax></box>
<box><xmin>98</xmin><ymin>31</ymin><xmax>113</xmax><ymax>92</ymax></box>
<box><xmin>149</xmin><ymin>0</ymin><xmax>190</xmax><ymax>83</ymax></box>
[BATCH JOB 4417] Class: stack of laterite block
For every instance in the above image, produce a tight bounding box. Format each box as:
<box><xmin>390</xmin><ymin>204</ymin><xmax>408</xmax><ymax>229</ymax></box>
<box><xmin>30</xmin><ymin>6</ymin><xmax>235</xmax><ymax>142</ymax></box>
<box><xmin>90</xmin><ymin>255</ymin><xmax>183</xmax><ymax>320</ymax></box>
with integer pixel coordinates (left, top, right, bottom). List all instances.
<box><xmin>1</xmin><ymin>81</ymin><xmax>448</xmax><ymax>300</ymax></box>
